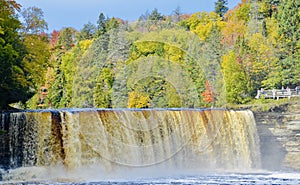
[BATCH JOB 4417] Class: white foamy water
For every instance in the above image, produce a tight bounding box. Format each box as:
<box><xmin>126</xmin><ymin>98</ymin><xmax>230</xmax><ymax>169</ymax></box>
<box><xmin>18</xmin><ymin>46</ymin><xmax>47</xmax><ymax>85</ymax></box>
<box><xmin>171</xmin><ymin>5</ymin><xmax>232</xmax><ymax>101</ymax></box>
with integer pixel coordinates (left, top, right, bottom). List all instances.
<box><xmin>0</xmin><ymin>109</ymin><xmax>297</xmax><ymax>184</ymax></box>
<box><xmin>1</xmin><ymin>168</ymin><xmax>300</xmax><ymax>185</ymax></box>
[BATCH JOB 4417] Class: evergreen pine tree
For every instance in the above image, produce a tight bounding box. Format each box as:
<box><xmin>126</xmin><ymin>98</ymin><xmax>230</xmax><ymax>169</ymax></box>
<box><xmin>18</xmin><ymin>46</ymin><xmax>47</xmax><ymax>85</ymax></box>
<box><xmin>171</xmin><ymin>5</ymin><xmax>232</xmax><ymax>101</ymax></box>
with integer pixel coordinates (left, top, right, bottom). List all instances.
<box><xmin>96</xmin><ymin>13</ymin><xmax>107</xmax><ymax>37</ymax></box>
<box><xmin>214</xmin><ymin>0</ymin><xmax>229</xmax><ymax>18</ymax></box>
<box><xmin>277</xmin><ymin>0</ymin><xmax>299</xmax><ymax>55</ymax></box>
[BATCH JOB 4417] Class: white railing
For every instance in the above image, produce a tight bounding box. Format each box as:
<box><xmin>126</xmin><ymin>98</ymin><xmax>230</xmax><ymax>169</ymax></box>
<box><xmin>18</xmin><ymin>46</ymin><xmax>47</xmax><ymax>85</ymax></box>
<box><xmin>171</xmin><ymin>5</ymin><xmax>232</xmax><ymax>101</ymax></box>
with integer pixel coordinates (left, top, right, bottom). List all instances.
<box><xmin>255</xmin><ymin>88</ymin><xmax>299</xmax><ymax>99</ymax></box>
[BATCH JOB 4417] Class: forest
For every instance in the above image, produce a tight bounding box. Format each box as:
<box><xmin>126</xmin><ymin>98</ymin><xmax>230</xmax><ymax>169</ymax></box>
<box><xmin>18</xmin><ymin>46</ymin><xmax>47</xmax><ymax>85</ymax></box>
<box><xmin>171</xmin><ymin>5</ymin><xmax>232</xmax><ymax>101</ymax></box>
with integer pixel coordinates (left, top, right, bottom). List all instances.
<box><xmin>0</xmin><ymin>0</ymin><xmax>299</xmax><ymax>110</ymax></box>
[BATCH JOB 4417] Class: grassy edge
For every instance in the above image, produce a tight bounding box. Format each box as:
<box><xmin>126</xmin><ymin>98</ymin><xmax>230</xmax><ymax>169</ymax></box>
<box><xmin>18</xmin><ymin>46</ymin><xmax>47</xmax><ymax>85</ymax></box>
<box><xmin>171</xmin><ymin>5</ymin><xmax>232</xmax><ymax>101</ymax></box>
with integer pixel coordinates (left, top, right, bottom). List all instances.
<box><xmin>225</xmin><ymin>96</ymin><xmax>300</xmax><ymax>112</ymax></box>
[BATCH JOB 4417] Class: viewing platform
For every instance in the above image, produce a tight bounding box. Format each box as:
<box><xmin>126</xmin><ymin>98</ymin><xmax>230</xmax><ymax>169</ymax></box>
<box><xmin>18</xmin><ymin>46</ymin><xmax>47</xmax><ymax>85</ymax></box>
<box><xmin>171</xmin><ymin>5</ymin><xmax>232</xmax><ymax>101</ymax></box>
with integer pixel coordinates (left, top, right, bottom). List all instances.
<box><xmin>255</xmin><ymin>88</ymin><xmax>299</xmax><ymax>100</ymax></box>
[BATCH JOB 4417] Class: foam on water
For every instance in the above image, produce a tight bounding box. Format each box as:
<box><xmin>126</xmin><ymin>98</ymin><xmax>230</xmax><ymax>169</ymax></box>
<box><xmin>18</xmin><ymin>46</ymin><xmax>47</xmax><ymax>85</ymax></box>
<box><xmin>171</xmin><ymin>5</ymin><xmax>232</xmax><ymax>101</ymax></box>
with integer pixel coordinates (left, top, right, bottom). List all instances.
<box><xmin>1</xmin><ymin>109</ymin><xmax>297</xmax><ymax>184</ymax></box>
<box><xmin>1</xmin><ymin>168</ymin><xmax>300</xmax><ymax>185</ymax></box>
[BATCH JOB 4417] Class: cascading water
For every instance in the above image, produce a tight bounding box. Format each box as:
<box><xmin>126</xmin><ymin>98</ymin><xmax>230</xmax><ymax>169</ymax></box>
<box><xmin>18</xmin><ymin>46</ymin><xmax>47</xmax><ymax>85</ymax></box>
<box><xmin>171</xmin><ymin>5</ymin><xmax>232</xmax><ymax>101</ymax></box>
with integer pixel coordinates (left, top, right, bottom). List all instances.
<box><xmin>0</xmin><ymin>109</ymin><xmax>261</xmax><ymax>181</ymax></box>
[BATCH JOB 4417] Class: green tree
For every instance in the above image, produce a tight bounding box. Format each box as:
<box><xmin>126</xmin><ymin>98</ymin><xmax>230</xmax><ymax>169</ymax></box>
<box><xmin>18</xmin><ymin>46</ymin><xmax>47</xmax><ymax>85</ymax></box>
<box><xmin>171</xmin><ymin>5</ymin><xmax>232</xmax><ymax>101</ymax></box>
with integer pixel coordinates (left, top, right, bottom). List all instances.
<box><xmin>221</xmin><ymin>50</ymin><xmax>251</xmax><ymax>104</ymax></box>
<box><xmin>106</xmin><ymin>17</ymin><xmax>121</xmax><ymax>31</ymax></box>
<box><xmin>94</xmin><ymin>68</ymin><xmax>114</xmax><ymax>108</ymax></box>
<box><xmin>277</xmin><ymin>0</ymin><xmax>299</xmax><ymax>55</ymax></box>
<box><xmin>202</xmin><ymin>25</ymin><xmax>225</xmax><ymax>105</ymax></box>
<box><xmin>215</xmin><ymin>0</ymin><xmax>229</xmax><ymax>18</ymax></box>
<box><xmin>260</xmin><ymin>0</ymin><xmax>280</xmax><ymax>18</ymax></box>
<box><xmin>46</xmin><ymin>39</ymin><xmax>92</xmax><ymax>108</ymax></box>
<box><xmin>277</xmin><ymin>56</ymin><xmax>300</xmax><ymax>87</ymax></box>
<box><xmin>92</xmin><ymin>27</ymin><xmax>129</xmax><ymax>108</ymax></box>
<box><xmin>47</xmin><ymin>47</ymin><xmax>64</xmax><ymax>108</ymax></box>
<box><xmin>72</xmin><ymin>34</ymin><xmax>109</xmax><ymax>107</ymax></box>
<box><xmin>22</xmin><ymin>34</ymin><xmax>50</xmax><ymax>89</ymax></box>
<box><xmin>148</xmin><ymin>8</ymin><xmax>164</xmax><ymax>21</ymax></box>
<box><xmin>235</xmin><ymin>31</ymin><xmax>279</xmax><ymax>93</ymax></box>
<box><xmin>46</xmin><ymin>27</ymin><xmax>77</xmax><ymax>108</ymax></box>
<box><xmin>57</xmin><ymin>27</ymin><xmax>77</xmax><ymax>50</ymax></box>
<box><xmin>132</xmin><ymin>77</ymin><xmax>181</xmax><ymax>108</ymax></box>
<box><xmin>0</xmin><ymin>0</ymin><xmax>32</xmax><ymax>109</ymax></box>
<box><xmin>107</xmin><ymin>27</ymin><xmax>130</xmax><ymax>65</ymax></box>
<box><xmin>77</xmin><ymin>22</ymin><xmax>96</xmax><ymax>41</ymax></box>
<box><xmin>96</xmin><ymin>12</ymin><xmax>107</xmax><ymax>36</ymax></box>
<box><xmin>19</xmin><ymin>6</ymin><xmax>50</xmax><ymax>108</ymax></box>
<box><xmin>275</xmin><ymin>0</ymin><xmax>300</xmax><ymax>87</ymax></box>
<box><xmin>20</xmin><ymin>6</ymin><xmax>48</xmax><ymax>34</ymax></box>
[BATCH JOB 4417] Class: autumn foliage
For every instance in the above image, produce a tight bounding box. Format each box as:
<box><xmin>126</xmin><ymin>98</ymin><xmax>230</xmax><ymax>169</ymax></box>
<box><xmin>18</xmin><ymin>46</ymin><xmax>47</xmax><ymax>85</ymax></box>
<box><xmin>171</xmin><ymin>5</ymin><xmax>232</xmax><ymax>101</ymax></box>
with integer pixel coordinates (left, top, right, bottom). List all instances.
<box><xmin>128</xmin><ymin>92</ymin><xmax>150</xmax><ymax>108</ymax></box>
<box><xmin>1</xmin><ymin>1</ymin><xmax>299</xmax><ymax>109</ymax></box>
<box><xmin>201</xmin><ymin>80</ymin><xmax>214</xmax><ymax>103</ymax></box>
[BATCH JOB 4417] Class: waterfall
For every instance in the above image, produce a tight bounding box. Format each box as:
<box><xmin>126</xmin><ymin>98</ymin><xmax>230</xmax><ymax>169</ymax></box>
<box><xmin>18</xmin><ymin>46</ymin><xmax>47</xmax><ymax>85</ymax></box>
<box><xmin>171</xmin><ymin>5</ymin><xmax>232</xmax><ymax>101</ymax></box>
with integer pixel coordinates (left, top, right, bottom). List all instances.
<box><xmin>0</xmin><ymin>109</ymin><xmax>261</xmax><ymax>174</ymax></box>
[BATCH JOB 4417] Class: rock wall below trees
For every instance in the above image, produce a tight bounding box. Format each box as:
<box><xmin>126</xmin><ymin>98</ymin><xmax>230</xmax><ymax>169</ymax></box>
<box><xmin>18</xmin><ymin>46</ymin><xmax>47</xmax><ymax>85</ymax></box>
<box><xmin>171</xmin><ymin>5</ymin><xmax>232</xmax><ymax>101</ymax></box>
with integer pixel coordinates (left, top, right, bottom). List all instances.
<box><xmin>254</xmin><ymin>101</ymin><xmax>300</xmax><ymax>171</ymax></box>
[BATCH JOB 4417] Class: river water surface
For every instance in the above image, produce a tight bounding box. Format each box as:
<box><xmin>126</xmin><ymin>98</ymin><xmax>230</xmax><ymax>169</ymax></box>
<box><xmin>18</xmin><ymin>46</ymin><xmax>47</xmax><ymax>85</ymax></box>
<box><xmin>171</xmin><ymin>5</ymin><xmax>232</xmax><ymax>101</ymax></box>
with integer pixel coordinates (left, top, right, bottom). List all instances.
<box><xmin>1</xmin><ymin>169</ymin><xmax>300</xmax><ymax>185</ymax></box>
<box><xmin>1</xmin><ymin>109</ymin><xmax>299</xmax><ymax>184</ymax></box>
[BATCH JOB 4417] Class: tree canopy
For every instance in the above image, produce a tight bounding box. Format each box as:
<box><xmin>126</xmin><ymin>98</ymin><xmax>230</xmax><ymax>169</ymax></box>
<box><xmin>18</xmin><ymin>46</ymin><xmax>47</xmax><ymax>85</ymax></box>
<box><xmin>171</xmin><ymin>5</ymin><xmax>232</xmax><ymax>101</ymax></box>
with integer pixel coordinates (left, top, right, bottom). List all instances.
<box><xmin>215</xmin><ymin>0</ymin><xmax>229</xmax><ymax>18</ymax></box>
<box><xmin>1</xmin><ymin>0</ymin><xmax>299</xmax><ymax>109</ymax></box>
<box><xmin>0</xmin><ymin>0</ymin><xmax>30</xmax><ymax>108</ymax></box>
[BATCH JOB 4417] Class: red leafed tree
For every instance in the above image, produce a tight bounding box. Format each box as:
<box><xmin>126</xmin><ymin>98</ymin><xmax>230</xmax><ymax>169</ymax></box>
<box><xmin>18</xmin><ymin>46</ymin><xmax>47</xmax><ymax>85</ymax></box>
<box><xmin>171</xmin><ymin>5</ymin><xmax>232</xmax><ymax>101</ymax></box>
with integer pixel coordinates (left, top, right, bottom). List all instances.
<box><xmin>50</xmin><ymin>30</ymin><xmax>60</xmax><ymax>47</ymax></box>
<box><xmin>201</xmin><ymin>80</ymin><xmax>214</xmax><ymax>103</ymax></box>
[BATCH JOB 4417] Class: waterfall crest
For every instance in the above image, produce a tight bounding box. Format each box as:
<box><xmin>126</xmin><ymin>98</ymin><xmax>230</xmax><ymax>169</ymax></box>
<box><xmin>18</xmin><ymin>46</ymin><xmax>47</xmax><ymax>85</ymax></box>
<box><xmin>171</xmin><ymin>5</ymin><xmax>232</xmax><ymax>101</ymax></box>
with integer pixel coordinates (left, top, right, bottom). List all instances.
<box><xmin>0</xmin><ymin>109</ymin><xmax>261</xmax><ymax>173</ymax></box>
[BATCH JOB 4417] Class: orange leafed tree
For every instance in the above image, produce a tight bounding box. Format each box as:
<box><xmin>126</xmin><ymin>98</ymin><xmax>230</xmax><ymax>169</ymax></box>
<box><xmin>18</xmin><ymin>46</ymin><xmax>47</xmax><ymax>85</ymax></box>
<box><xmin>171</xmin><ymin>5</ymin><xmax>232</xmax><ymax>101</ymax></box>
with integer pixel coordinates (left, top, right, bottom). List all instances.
<box><xmin>201</xmin><ymin>80</ymin><xmax>214</xmax><ymax>103</ymax></box>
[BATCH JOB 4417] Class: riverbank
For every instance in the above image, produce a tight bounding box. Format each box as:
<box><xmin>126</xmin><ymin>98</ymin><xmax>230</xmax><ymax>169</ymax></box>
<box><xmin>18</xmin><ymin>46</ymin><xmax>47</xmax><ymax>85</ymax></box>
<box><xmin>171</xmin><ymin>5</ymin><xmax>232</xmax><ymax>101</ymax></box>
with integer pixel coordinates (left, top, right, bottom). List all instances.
<box><xmin>227</xmin><ymin>96</ymin><xmax>300</xmax><ymax>112</ymax></box>
<box><xmin>249</xmin><ymin>97</ymin><xmax>300</xmax><ymax>171</ymax></box>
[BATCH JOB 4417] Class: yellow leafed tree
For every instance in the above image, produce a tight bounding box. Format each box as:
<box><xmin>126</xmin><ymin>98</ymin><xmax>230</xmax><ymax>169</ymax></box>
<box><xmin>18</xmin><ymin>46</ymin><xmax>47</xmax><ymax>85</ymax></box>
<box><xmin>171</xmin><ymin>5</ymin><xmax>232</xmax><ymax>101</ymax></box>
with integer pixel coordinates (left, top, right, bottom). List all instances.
<box><xmin>127</xmin><ymin>92</ymin><xmax>150</xmax><ymax>108</ymax></box>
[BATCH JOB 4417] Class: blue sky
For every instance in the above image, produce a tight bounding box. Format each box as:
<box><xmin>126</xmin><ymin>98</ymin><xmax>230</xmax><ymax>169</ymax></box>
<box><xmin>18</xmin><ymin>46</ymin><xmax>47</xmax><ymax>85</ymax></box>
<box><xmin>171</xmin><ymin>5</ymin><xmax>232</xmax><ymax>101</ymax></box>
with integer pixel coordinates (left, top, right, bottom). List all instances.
<box><xmin>17</xmin><ymin>0</ymin><xmax>241</xmax><ymax>31</ymax></box>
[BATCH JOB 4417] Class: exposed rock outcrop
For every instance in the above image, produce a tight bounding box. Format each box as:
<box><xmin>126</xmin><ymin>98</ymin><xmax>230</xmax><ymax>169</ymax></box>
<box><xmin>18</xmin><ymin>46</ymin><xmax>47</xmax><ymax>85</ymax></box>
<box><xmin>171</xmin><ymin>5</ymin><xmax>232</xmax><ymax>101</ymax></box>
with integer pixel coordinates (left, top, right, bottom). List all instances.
<box><xmin>254</xmin><ymin>101</ymin><xmax>300</xmax><ymax>171</ymax></box>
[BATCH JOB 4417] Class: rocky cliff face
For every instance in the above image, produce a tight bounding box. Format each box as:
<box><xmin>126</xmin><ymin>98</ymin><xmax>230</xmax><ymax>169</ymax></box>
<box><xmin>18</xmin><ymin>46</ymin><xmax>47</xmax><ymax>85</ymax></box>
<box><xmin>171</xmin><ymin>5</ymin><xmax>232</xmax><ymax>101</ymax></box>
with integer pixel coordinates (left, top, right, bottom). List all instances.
<box><xmin>254</xmin><ymin>101</ymin><xmax>300</xmax><ymax>171</ymax></box>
